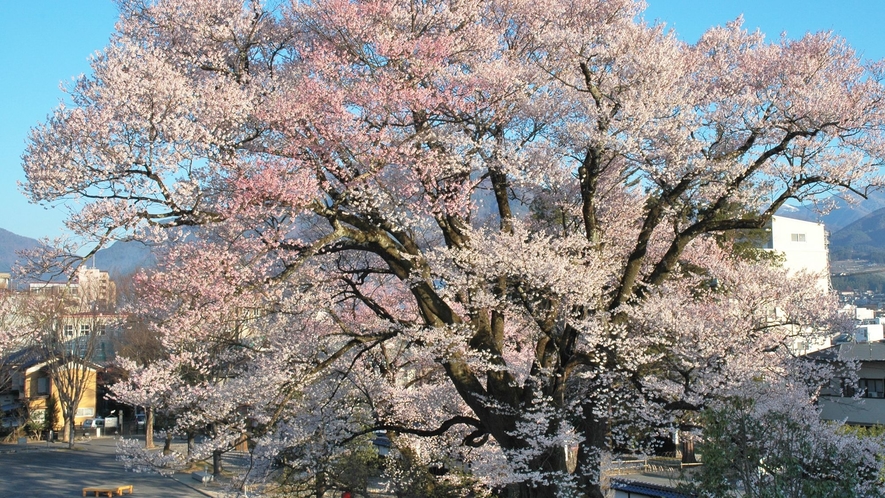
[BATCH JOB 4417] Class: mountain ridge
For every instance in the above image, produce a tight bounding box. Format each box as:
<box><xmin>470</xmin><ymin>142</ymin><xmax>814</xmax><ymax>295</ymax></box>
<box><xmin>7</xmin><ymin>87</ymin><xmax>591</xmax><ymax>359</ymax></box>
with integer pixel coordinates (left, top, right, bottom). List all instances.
<box><xmin>775</xmin><ymin>191</ymin><xmax>885</xmax><ymax>231</ymax></box>
<box><xmin>0</xmin><ymin>230</ymin><xmax>156</xmax><ymax>282</ymax></box>
<box><xmin>829</xmin><ymin>206</ymin><xmax>885</xmax><ymax>264</ymax></box>
<box><xmin>0</xmin><ymin>228</ymin><xmax>43</xmax><ymax>274</ymax></box>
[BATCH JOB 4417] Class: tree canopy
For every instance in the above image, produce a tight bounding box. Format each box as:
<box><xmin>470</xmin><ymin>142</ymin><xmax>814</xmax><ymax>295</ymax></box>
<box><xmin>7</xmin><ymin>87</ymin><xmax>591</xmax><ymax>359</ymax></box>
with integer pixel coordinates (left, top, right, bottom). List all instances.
<box><xmin>22</xmin><ymin>0</ymin><xmax>885</xmax><ymax>496</ymax></box>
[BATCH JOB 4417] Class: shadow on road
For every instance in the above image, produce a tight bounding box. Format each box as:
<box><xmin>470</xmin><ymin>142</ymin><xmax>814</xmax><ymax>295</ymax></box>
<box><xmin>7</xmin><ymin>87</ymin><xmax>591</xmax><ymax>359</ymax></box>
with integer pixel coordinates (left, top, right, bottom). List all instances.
<box><xmin>0</xmin><ymin>436</ymin><xmax>220</xmax><ymax>498</ymax></box>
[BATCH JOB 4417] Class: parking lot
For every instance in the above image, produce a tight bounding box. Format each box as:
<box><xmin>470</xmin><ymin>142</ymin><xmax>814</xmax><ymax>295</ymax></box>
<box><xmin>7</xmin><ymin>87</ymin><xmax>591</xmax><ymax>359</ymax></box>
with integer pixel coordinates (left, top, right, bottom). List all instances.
<box><xmin>0</xmin><ymin>435</ymin><xmax>227</xmax><ymax>497</ymax></box>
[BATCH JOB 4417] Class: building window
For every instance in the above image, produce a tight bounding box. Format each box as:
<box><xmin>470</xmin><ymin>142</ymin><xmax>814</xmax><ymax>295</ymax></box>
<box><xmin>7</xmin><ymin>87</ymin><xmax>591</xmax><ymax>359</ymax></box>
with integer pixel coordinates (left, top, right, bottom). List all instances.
<box><xmin>790</xmin><ymin>233</ymin><xmax>806</xmax><ymax>242</ymax></box>
<box><xmin>80</xmin><ymin>324</ymin><xmax>91</xmax><ymax>336</ymax></box>
<box><xmin>841</xmin><ymin>378</ymin><xmax>857</xmax><ymax>397</ymax></box>
<box><xmin>64</xmin><ymin>324</ymin><xmax>74</xmax><ymax>337</ymax></box>
<box><xmin>36</xmin><ymin>377</ymin><xmax>49</xmax><ymax>395</ymax></box>
<box><xmin>860</xmin><ymin>378</ymin><xmax>885</xmax><ymax>398</ymax></box>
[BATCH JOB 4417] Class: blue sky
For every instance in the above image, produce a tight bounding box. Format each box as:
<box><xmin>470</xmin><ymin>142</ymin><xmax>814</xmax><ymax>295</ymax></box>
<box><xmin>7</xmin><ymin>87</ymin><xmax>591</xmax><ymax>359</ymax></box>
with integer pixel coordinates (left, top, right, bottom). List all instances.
<box><xmin>0</xmin><ymin>0</ymin><xmax>883</xmax><ymax>242</ymax></box>
<box><xmin>0</xmin><ymin>0</ymin><xmax>117</xmax><ymax>242</ymax></box>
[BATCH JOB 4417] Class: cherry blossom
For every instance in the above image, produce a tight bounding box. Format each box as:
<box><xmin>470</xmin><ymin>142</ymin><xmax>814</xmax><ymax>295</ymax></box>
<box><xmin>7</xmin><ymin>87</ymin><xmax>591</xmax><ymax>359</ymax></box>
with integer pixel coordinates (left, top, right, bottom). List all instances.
<box><xmin>22</xmin><ymin>1</ymin><xmax>885</xmax><ymax>496</ymax></box>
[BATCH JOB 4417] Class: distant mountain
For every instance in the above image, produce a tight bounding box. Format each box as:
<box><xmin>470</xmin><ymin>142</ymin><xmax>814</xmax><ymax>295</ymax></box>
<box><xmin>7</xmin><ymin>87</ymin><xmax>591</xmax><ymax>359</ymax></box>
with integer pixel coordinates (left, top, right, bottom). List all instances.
<box><xmin>0</xmin><ymin>228</ymin><xmax>43</xmax><ymax>273</ymax></box>
<box><xmin>776</xmin><ymin>191</ymin><xmax>885</xmax><ymax>232</ymax></box>
<box><xmin>775</xmin><ymin>203</ymin><xmax>819</xmax><ymax>223</ymax></box>
<box><xmin>0</xmin><ymin>229</ymin><xmax>156</xmax><ymax>281</ymax></box>
<box><xmin>90</xmin><ymin>240</ymin><xmax>157</xmax><ymax>279</ymax></box>
<box><xmin>822</xmin><ymin>191</ymin><xmax>885</xmax><ymax>231</ymax></box>
<box><xmin>829</xmin><ymin>207</ymin><xmax>885</xmax><ymax>263</ymax></box>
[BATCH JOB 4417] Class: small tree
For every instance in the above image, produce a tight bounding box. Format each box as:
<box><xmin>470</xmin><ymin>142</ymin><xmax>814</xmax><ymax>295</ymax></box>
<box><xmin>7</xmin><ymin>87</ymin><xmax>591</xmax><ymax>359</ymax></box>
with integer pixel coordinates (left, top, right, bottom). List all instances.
<box><xmin>46</xmin><ymin>359</ymin><xmax>98</xmax><ymax>448</ymax></box>
<box><xmin>111</xmin><ymin>313</ymin><xmax>167</xmax><ymax>448</ymax></box>
<box><xmin>110</xmin><ymin>357</ymin><xmax>174</xmax><ymax>449</ymax></box>
<box><xmin>44</xmin><ymin>394</ymin><xmax>59</xmax><ymax>434</ymax></box>
<box><xmin>689</xmin><ymin>389</ymin><xmax>885</xmax><ymax>498</ymax></box>
<box><xmin>25</xmin><ymin>411</ymin><xmax>45</xmax><ymax>440</ymax></box>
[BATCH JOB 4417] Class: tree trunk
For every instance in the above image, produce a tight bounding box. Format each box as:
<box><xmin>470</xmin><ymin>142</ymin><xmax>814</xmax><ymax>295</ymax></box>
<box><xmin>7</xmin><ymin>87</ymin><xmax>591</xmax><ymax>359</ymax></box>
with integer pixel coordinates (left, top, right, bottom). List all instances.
<box><xmin>212</xmin><ymin>449</ymin><xmax>223</xmax><ymax>478</ymax></box>
<box><xmin>470</xmin><ymin>392</ymin><xmax>604</xmax><ymax>497</ymax></box>
<box><xmin>495</xmin><ymin>434</ymin><xmax>573</xmax><ymax>497</ymax></box>
<box><xmin>681</xmin><ymin>436</ymin><xmax>697</xmax><ymax>464</ymax></box>
<box><xmin>573</xmin><ymin>403</ymin><xmax>609</xmax><ymax>498</ymax></box>
<box><xmin>163</xmin><ymin>432</ymin><xmax>172</xmax><ymax>455</ymax></box>
<box><xmin>65</xmin><ymin>414</ymin><xmax>74</xmax><ymax>449</ymax></box>
<box><xmin>507</xmin><ymin>481</ymin><xmax>557</xmax><ymax>498</ymax></box>
<box><xmin>187</xmin><ymin>432</ymin><xmax>196</xmax><ymax>457</ymax></box>
<box><xmin>315</xmin><ymin>470</ymin><xmax>327</xmax><ymax>498</ymax></box>
<box><xmin>145</xmin><ymin>407</ymin><xmax>154</xmax><ymax>449</ymax></box>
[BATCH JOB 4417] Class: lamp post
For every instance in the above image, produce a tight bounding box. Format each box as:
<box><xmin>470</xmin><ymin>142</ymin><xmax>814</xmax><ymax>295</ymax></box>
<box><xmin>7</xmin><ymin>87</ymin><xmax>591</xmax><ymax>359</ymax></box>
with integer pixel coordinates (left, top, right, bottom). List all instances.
<box><xmin>109</xmin><ymin>410</ymin><xmax>117</xmax><ymax>436</ymax></box>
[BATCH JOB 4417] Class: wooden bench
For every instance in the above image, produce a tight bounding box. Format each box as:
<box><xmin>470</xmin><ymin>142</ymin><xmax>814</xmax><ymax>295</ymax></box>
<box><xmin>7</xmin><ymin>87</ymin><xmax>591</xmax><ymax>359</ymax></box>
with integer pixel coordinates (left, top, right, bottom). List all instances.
<box><xmin>82</xmin><ymin>484</ymin><xmax>133</xmax><ymax>497</ymax></box>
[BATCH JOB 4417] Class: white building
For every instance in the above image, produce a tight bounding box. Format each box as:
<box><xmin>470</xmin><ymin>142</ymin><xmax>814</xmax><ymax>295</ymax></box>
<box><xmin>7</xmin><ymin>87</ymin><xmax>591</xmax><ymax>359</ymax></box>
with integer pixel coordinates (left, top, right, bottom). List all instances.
<box><xmin>28</xmin><ymin>266</ymin><xmax>116</xmax><ymax>312</ymax></box>
<box><xmin>762</xmin><ymin>215</ymin><xmax>830</xmax><ymax>292</ymax></box>
<box><xmin>757</xmin><ymin>216</ymin><xmax>832</xmax><ymax>354</ymax></box>
<box><xmin>75</xmin><ymin>267</ymin><xmax>116</xmax><ymax>310</ymax></box>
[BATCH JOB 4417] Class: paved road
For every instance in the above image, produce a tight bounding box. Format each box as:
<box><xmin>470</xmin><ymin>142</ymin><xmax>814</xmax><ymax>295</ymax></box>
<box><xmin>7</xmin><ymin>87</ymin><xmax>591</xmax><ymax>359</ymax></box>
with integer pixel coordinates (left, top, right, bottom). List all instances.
<box><xmin>0</xmin><ymin>436</ymin><xmax>222</xmax><ymax>498</ymax></box>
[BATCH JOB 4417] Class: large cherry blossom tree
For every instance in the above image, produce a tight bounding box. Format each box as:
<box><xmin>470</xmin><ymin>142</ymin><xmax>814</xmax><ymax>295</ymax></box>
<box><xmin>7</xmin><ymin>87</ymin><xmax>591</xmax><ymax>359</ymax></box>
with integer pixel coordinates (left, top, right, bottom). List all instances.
<box><xmin>22</xmin><ymin>0</ymin><xmax>885</xmax><ymax>496</ymax></box>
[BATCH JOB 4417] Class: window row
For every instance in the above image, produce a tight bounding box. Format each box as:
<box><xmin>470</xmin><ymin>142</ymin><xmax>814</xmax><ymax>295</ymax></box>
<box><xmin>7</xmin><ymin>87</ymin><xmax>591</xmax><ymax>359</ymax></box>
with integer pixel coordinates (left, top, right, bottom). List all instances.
<box><xmin>839</xmin><ymin>378</ymin><xmax>885</xmax><ymax>398</ymax></box>
<box><xmin>62</xmin><ymin>324</ymin><xmax>107</xmax><ymax>337</ymax></box>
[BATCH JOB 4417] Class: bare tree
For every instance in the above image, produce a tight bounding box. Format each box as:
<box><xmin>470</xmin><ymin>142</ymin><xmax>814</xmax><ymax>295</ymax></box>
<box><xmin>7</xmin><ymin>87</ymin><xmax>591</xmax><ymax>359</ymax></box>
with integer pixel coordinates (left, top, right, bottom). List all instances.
<box><xmin>19</xmin><ymin>283</ymin><xmax>119</xmax><ymax>448</ymax></box>
<box><xmin>0</xmin><ymin>290</ymin><xmax>33</xmax><ymax>394</ymax></box>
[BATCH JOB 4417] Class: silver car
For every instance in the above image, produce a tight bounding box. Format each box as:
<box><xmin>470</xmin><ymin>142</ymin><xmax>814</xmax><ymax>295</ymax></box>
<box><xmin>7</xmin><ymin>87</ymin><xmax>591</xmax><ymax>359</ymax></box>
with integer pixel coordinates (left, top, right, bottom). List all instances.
<box><xmin>82</xmin><ymin>417</ymin><xmax>104</xmax><ymax>428</ymax></box>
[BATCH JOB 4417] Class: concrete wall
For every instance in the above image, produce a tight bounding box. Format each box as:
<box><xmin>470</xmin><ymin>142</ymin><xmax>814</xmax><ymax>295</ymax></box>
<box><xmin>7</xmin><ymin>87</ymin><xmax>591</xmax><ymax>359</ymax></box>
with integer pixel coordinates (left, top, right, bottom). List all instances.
<box><xmin>819</xmin><ymin>346</ymin><xmax>885</xmax><ymax>425</ymax></box>
<box><xmin>819</xmin><ymin>396</ymin><xmax>885</xmax><ymax>426</ymax></box>
<box><xmin>768</xmin><ymin>216</ymin><xmax>830</xmax><ymax>291</ymax></box>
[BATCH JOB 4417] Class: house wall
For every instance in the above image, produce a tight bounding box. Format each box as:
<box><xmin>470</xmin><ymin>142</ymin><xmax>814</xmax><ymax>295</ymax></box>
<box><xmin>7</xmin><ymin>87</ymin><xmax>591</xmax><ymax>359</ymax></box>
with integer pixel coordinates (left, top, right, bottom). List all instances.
<box><xmin>57</xmin><ymin>314</ymin><xmax>120</xmax><ymax>363</ymax></box>
<box><xmin>819</xmin><ymin>349</ymin><xmax>885</xmax><ymax>425</ymax></box>
<box><xmin>23</xmin><ymin>365</ymin><xmax>97</xmax><ymax>429</ymax></box>
<box><xmin>63</xmin><ymin>367</ymin><xmax>97</xmax><ymax>426</ymax></box>
<box><xmin>819</xmin><ymin>397</ymin><xmax>885</xmax><ymax>426</ymax></box>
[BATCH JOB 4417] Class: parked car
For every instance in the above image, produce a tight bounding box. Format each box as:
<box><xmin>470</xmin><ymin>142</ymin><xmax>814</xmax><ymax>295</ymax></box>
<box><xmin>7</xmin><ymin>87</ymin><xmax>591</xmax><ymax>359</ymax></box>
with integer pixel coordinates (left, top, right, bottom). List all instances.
<box><xmin>135</xmin><ymin>414</ymin><xmax>146</xmax><ymax>427</ymax></box>
<box><xmin>83</xmin><ymin>417</ymin><xmax>104</xmax><ymax>428</ymax></box>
